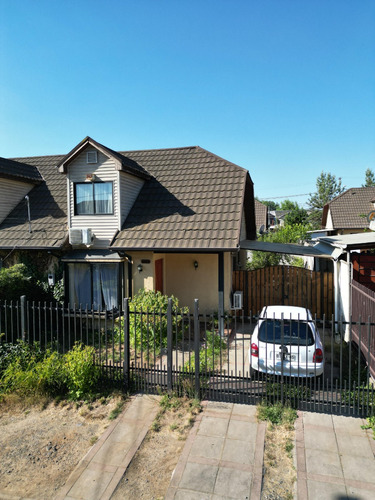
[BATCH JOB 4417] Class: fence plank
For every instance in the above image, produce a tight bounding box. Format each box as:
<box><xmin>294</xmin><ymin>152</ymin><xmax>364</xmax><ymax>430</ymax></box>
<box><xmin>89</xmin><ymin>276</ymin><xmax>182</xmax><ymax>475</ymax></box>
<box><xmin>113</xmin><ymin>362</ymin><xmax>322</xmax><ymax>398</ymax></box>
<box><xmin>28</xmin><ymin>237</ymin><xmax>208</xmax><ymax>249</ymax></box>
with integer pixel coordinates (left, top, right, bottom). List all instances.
<box><xmin>233</xmin><ymin>266</ymin><xmax>334</xmax><ymax>317</ymax></box>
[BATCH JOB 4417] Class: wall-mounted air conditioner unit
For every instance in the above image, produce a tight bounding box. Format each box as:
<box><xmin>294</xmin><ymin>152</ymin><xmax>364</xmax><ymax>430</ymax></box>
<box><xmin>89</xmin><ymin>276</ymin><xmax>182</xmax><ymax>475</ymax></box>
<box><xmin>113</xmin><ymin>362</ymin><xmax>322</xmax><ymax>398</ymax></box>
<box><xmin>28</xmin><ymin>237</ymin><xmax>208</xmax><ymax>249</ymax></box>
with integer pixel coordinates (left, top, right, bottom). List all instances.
<box><xmin>82</xmin><ymin>228</ymin><xmax>93</xmax><ymax>245</ymax></box>
<box><xmin>232</xmin><ymin>291</ymin><xmax>243</xmax><ymax>310</ymax></box>
<box><xmin>69</xmin><ymin>228</ymin><xmax>82</xmax><ymax>245</ymax></box>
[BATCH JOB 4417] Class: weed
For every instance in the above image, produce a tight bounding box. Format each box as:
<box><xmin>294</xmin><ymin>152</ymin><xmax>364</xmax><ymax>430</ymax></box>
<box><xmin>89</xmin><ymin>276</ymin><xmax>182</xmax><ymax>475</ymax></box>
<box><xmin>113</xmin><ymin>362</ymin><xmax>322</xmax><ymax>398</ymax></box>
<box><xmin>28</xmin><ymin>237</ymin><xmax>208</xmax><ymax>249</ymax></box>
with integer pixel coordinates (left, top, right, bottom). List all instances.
<box><xmin>109</xmin><ymin>400</ymin><xmax>125</xmax><ymax>420</ymax></box>
<box><xmin>90</xmin><ymin>436</ymin><xmax>98</xmax><ymax>446</ymax></box>
<box><xmin>257</xmin><ymin>402</ymin><xmax>297</xmax><ymax>426</ymax></box>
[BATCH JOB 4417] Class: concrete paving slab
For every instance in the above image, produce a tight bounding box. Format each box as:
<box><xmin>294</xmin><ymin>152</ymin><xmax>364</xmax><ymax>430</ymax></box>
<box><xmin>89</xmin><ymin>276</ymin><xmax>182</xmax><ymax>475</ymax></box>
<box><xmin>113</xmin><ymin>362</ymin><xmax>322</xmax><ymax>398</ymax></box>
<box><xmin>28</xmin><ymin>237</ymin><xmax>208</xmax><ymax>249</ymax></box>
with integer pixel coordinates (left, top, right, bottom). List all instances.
<box><xmin>178</xmin><ymin>462</ymin><xmax>218</xmax><ymax>494</ymax></box>
<box><xmin>221</xmin><ymin>437</ymin><xmax>255</xmax><ymax>465</ymax></box>
<box><xmin>232</xmin><ymin>403</ymin><xmax>257</xmax><ymax>419</ymax></box>
<box><xmin>341</xmin><ymin>455</ymin><xmax>375</xmax><ymax>484</ymax></box>
<box><xmin>336</xmin><ymin>432</ymin><xmax>374</xmax><ymax>459</ymax></box>
<box><xmin>303</xmin><ymin>411</ymin><xmax>333</xmax><ymax>428</ymax></box>
<box><xmin>307</xmin><ymin>479</ymin><xmax>347</xmax><ymax>500</ymax></box>
<box><xmin>305</xmin><ymin>448</ymin><xmax>344</xmax><ymax>478</ymax></box>
<box><xmin>213</xmin><ymin>466</ymin><xmax>252</xmax><ymax>498</ymax></box>
<box><xmin>189</xmin><ymin>435</ymin><xmax>225</xmax><ymax>460</ymax></box>
<box><xmin>198</xmin><ymin>415</ymin><xmax>229</xmax><ymax>436</ymax></box>
<box><xmin>67</xmin><ymin>468</ymin><xmax>114</xmax><ymax>500</ymax></box>
<box><xmin>205</xmin><ymin>401</ymin><xmax>233</xmax><ymax>414</ymax></box>
<box><xmin>174</xmin><ymin>490</ymin><xmax>211</xmax><ymax>500</ymax></box>
<box><xmin>227</xmin><ymin>419</ymin><xmax>257</xmax><ymax>441</ymax></box>
<box><xmin>332</xmin><ymin>414</ymin><xmax>366</xmax><ymax>435</ymax></box>
<box><xmin>304</xmin><ymin>428</ymin><xmax>338</xmax><ymax>452</ymax></box>
<box><xmin>347</xmin><ymin>485</ymin><xmax>375</xmax><ymax>500</ymax></box>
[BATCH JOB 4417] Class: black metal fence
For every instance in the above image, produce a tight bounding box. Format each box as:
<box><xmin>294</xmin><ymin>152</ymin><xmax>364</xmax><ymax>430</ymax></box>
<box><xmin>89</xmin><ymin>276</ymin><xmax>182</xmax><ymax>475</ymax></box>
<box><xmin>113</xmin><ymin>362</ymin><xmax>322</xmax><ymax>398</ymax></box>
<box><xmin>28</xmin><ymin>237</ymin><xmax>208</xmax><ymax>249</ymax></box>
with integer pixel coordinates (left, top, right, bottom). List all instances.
<box><xmin>1</xmin><ymin>297</ymin><xmax>374</xmax><ymax>417</ymax></box>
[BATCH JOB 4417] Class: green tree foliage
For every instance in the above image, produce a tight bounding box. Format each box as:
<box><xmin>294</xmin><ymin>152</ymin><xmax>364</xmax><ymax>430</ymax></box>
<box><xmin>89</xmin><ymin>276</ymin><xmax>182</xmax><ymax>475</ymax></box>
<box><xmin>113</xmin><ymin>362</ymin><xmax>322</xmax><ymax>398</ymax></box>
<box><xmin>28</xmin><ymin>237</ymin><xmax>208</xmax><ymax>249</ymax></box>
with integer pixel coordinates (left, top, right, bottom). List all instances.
<box><xmin>256</xmin><ymin>198</ymin><xmax>279</xmax><ymax>211</ymax></box>
<box><xmin>284</xmin><ymin>206</ymin><xmax>308</xmax><ymax>226</ymax></box>
<box><xmin>307</xmin><ymin>172</ymin><xmax>345</xmax><ymax>228</ymax></box>
<box><xmin>279</xmin><ymin>199</ymin><xmax>299</xmax><ymax>210</ymax></box>
<box><xmin>363</xmin><ymin>168</ymin><xmax>375</xmax><ymax>187</ymax></box>
<box><xmin>247</xmin><ymin>224</ymin><xmax>311</xmax><ymax>270</ymax></box>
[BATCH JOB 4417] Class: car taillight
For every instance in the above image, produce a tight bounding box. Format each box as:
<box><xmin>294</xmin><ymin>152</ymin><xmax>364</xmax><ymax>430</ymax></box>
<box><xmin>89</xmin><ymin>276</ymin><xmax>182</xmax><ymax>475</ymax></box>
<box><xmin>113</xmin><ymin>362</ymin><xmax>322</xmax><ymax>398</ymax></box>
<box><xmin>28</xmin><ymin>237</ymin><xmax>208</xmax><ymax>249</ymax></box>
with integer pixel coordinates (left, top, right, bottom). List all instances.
<box><xmin>251</xmin><ymin>343</ymin><xmax>259</xmax><ymax>357</ymax></box>
<box><xmin>313</xmin><ymin>348</ymin><xmax>323</xmax><ymax>363</ymax></box>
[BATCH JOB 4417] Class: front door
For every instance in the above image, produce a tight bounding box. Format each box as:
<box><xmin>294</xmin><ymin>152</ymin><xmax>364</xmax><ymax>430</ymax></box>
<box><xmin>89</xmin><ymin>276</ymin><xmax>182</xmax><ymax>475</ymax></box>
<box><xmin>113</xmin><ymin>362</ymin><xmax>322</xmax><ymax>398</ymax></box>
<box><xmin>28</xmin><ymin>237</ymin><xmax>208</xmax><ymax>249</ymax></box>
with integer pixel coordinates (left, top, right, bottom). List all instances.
<box><xmin>155</xmin><ymin>258</ymin><xmax>164</xmax><ymax>293</ymax></box>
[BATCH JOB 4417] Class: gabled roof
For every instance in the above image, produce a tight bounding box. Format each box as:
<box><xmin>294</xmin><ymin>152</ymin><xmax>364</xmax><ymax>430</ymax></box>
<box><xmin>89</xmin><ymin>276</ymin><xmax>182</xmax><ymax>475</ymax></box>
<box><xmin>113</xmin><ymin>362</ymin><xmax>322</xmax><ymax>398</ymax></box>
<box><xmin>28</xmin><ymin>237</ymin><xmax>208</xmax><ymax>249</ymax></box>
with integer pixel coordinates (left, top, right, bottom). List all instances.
<box><xmin>0</xmin><ymin>156</ymin><xmax>43</xmax><ymax>184</ymax></box>
<box><xmin>112</xmin><ymin>146</ymin><xmax>255</xmax><ymax>251</ymax></box>
<box><xmin>254</xmin><ymin>200</ymin><xmax>267</xmax><ymax>232</ymax></box>
<box><xmin>0</xmin><ymin>155</ymin><xmax>67</xmax><ymax>249</ymax></box>
<box><xmin>56</xmin><ymin>136</ymin><xmax>150</xmax><ymax>180</ymax></box>
<box><xmin>0</xmin><ymin>142</ymin><xmax>255</xmax><ymax>251</ymax></box>
<box><xmin>322</xmin><ymin>187</ymin><xmax>375</xmax><ymax>230</ymax></box>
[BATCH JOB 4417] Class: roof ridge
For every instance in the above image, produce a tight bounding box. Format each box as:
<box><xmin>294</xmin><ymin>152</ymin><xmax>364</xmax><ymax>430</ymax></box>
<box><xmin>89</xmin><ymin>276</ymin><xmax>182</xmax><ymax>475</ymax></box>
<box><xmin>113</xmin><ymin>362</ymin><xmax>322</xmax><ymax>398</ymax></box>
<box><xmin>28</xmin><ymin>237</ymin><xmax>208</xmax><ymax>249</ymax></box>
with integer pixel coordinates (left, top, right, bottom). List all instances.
<box><xmin>118</xmin><ymin>145</ymin><xmax>199</xmax><ymax>154</ymax></box>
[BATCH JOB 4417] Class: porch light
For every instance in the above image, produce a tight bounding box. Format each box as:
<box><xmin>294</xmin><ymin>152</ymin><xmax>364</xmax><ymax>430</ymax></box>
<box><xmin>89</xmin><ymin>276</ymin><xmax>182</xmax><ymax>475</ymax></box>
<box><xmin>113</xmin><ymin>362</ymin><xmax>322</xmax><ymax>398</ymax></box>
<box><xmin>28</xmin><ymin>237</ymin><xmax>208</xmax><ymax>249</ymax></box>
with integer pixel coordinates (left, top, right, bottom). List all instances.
<box><xmin>194</xmin><ymin>260</ymin><xmax>198</xmax><ymax>270</ymax></box>
<box><xmin>137</xmin><ymin>264</ymin><xmax>143</xmax><ymax>273</ymax></box>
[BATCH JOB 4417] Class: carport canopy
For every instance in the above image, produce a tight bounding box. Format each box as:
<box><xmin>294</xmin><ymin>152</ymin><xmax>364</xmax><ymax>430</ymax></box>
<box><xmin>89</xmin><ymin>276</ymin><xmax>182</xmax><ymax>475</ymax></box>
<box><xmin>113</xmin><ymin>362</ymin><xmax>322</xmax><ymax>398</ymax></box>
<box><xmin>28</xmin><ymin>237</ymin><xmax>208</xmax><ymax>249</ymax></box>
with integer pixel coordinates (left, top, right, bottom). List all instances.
<box><xmin>240</xmin><ymin>240</ymin><xmax>340</xmax><ymax>259</ymax></box>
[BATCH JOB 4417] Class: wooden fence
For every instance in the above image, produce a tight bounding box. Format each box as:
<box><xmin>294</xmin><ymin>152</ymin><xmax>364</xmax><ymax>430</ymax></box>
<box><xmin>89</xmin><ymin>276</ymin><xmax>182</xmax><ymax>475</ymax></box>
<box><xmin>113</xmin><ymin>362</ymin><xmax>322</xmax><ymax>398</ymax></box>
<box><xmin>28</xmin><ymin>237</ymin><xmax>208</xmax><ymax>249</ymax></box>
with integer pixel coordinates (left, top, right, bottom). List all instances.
<box><xmin>232</xmin><ymin>266</ymin><xmax>334</xmax><ymax>317</ymax></box>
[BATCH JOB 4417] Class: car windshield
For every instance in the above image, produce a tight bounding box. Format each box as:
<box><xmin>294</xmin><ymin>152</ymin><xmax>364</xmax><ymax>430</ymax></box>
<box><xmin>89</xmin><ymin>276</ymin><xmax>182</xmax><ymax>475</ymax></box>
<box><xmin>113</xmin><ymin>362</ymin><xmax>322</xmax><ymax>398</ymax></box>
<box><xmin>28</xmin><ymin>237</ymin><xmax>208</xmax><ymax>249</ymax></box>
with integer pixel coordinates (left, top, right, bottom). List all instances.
<box><xmin>258</xmin><ymin>319</ymin><xmax>315</xmax><ymax>346</ymax></box>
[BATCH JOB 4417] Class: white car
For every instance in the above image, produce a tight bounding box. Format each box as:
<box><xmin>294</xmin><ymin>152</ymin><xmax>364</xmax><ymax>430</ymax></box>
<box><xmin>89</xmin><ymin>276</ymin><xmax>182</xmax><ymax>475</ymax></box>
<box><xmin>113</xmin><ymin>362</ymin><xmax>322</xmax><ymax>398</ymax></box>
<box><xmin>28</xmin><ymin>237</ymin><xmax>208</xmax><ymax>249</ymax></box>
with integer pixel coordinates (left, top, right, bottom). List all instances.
<box><xmin>250</xmin><ymin>305</ymin><xmax>324</xmax><ymax>378</ymax></box>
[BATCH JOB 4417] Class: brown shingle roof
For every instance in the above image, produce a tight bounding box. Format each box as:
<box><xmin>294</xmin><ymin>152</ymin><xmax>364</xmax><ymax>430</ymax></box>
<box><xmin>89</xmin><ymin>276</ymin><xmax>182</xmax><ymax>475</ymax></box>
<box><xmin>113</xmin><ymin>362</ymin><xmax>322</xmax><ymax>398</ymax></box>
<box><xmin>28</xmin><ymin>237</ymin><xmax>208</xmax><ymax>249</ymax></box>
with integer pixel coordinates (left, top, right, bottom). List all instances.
<box><xmin>255</xmin><ymin>200</ymin><xmax>267</xmax><ymax>232</ymax></box>
<box><xmin>0</xmin><ymin>155</ymin><xmax>67</xmax><ymax>249</ymax></box>
<box><xmin>112</xmin><ymin>146</ymin><xmax>253</xmax><ymax>251</ymax></box>
<box><xmin>0</xmin><ymin>157</ymin><xmax>43</xmax><ymax>184</ymax></box>
<box><xmin>0</xmin><ymin>145</ymin><xmax>255</xmax><ymax>251</ymax></box>
<box><xmin>322</xmin><ymin>187</ymin><xmax>375</xmax><ymax>230</ymax></box>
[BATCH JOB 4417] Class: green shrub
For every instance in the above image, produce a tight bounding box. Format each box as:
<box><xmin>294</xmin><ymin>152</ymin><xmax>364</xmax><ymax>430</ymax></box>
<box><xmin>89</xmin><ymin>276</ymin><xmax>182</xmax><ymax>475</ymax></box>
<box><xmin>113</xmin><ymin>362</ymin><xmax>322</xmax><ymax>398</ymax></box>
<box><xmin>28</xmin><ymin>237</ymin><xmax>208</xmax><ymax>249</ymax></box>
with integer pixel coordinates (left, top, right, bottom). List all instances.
<box><xmin>184</xmin><ymin>330</ymin><xmax>227</xmax><ymax>372</ymax></box>
<box><xmin>64</xmin><ymin>343</ymin><xmax>100</xmax><ymax>399</ymax></box>
<box><xmin>0</xmin><ymin>341</ymin><xmax>44</xmax><ymax>375</ymax></box>
<box><xmin>128</xmin><ymin>289</ymin><xmax>188</xmax><ymax>354</ymax></box>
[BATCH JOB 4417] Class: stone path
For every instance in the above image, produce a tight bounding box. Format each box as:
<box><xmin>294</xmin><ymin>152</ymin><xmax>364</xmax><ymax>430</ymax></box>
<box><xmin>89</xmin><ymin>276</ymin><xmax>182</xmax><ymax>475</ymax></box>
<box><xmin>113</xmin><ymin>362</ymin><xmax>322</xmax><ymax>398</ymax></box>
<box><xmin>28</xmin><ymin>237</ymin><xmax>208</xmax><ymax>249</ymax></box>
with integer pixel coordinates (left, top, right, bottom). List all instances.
<box><xmin>165</xmin><ymin>400</ymin><xmax>266</xmax><ymax>500</ymax></box>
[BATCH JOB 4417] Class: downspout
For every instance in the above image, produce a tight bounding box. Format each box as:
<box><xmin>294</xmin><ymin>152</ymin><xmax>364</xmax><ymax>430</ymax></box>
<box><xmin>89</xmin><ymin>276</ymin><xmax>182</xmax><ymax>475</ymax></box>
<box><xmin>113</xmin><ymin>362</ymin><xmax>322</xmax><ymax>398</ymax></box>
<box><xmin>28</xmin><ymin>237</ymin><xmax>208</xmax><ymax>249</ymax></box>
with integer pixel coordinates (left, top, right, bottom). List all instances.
<box><xmin>334</xmin><ymin>258</ymin><xmax>339</xmax><ymax>333</ymax></box>
<box><xmin>345</xmin><ymin>251</ymin><xmax>352</xmax><ymax>342</ymax></box>
<box><xmin>25</xmin><ymin>195</ymin><xmax>32</xmax><ymax>233</ymax></box>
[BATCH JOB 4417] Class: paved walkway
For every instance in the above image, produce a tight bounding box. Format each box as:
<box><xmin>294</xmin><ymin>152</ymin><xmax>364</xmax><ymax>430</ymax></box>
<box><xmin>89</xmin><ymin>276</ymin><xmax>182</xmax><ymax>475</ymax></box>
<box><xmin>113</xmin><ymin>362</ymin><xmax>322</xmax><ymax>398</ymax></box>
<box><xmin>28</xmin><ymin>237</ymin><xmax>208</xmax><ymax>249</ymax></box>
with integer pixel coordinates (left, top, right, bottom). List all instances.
<box><xmin>54</xmin><ymin>394</ymin><xmax>160</xmax><ymax>500</ymax></box>
<box><xmin>165</xmin><ymin>401</ymin><xmax>266</xmax><ymax>500</ymax></box>
<box><xmin>296</xmin><ymin>411</ymin><xmax>375</xmax><ymax>500</ymax></box>
<box><xmin>53</xmin><ymin>393</ymin><xmax>375</xmax><ymax>500</ymax></box>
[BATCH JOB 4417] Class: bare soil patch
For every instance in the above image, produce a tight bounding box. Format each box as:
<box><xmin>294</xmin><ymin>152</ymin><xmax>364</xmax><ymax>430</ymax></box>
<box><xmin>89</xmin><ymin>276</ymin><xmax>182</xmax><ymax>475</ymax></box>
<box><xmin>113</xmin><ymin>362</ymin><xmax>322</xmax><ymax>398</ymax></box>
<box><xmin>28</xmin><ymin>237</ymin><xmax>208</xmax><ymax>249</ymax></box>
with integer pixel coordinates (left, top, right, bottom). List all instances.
<box><xmin>0</xmin><ymin>394</ymin><xmax>127</xmax><ymax>499</ymax></box>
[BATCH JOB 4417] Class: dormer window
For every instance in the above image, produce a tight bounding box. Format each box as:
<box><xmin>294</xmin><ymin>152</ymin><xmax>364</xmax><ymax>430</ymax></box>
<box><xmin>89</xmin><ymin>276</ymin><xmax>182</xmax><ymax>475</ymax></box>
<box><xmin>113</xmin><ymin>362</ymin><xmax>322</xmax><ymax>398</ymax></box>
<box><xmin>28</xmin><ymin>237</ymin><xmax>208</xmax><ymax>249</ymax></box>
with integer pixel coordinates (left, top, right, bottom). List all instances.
<box><xmin>74</xmin><ymin>182</ymin><xmax>113</xmax><ymax>215</ymax></box>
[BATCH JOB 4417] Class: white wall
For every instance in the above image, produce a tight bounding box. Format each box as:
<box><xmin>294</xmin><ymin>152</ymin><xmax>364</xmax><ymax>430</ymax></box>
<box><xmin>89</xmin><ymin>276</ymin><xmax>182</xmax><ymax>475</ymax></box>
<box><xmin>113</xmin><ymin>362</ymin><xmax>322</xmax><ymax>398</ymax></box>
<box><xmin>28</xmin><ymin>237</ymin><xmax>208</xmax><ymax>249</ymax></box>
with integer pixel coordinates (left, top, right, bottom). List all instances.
<box><xmin>67</xmin><ymin>147</ymin><xmax>120</xmax><ymax>248</ymax></box>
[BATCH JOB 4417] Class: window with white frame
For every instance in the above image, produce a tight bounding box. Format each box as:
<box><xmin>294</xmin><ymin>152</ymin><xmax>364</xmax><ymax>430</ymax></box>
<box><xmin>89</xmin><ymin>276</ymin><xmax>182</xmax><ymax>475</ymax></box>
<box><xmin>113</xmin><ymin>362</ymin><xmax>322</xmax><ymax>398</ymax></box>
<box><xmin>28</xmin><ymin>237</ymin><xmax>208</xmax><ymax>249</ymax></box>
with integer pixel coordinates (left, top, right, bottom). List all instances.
<box><xmin>74</xmin><ymin>182</ymin><xmax>113</xmax><ymax>215</ymax></box>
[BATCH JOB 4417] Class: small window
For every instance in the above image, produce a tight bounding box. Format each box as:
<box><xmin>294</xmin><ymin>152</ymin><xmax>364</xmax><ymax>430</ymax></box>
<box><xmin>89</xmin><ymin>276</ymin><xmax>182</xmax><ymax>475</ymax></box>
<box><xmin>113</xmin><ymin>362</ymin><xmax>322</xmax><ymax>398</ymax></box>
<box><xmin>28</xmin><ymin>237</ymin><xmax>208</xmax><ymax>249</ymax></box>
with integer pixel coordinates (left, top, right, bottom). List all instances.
<box><xmin>75</xmin><ymin>182</ymin><xmax>113</xmax><ymax>215</ymax></box>
<box><xmin>87</xmin><ymin>151</ymin><xmax>97</xmax><ymax>164</ymax></box>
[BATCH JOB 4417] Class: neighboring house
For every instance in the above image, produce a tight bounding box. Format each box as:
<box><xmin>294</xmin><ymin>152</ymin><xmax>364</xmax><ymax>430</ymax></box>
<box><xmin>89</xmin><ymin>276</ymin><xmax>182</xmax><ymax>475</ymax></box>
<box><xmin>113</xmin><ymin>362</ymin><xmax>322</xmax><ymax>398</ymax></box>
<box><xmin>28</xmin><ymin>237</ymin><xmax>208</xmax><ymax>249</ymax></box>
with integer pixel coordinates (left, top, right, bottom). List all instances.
<box><xmin>268</xmin><ymin>210</ymin><xmax>290</xmax><ymax>230</ymax></box>
<box><xmin>322</xmin><ymin>187</ymin><xmax>375</xmax><ymax>235</ymax></box>
<box><xmin>254</xmin><ymin>200</ymin><xmax>268</xmax><ymax>233</ymax></box>
<box><xmin>0</xmin><ymin>137</ymin><xmax>256</xmax><ymax>312</ymax></box>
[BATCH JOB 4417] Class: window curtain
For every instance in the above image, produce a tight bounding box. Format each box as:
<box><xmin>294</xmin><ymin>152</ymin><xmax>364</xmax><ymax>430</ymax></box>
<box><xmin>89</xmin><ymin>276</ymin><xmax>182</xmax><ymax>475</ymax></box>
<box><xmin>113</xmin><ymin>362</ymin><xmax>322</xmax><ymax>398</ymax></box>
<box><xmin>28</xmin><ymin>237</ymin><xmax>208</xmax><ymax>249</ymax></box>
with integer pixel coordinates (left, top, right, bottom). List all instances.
<box><xmin>92</xmin><ymin>263</ymin><xmax>119</xmax><ymax>310</ymax></box>
<box><xmin>94</xmin><ymin>183</ymin><xmax>113</xmax><ymax>214</ymax></box>
<box><xmin>76</xmin><ymin>184</ymin><xmax>94</xmax><ymax>214</ymax></box>
<box><xmin>68</xmin><ymin>264</ymin><xmax>91</xmax><ymax>307</ymax></box>
<box><xmin>100</xmin><ymin>264</ymin><xmax>118</xmax><ymax>309</ymax></box>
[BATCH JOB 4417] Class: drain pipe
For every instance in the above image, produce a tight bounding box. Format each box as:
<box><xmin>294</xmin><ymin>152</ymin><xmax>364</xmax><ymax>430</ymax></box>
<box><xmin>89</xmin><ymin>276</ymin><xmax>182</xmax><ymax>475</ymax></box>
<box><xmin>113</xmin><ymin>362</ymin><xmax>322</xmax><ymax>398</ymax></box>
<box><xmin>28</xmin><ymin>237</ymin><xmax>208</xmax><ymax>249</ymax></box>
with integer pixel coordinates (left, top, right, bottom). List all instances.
<box><xmin>25</xmin><ymin>195</ymin><xmax>32</xmax><ymax>233</ymax></box>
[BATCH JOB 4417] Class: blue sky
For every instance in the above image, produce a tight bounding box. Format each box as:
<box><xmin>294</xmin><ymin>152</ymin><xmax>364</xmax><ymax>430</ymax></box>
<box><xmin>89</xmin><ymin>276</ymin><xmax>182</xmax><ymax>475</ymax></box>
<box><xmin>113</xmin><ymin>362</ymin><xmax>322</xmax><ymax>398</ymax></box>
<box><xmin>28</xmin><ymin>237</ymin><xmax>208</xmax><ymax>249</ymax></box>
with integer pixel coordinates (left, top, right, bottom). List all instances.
<box><xmin>1</xmin><ymin>0</ymin><xmax>374</xmax><ymax>207</ymax></box>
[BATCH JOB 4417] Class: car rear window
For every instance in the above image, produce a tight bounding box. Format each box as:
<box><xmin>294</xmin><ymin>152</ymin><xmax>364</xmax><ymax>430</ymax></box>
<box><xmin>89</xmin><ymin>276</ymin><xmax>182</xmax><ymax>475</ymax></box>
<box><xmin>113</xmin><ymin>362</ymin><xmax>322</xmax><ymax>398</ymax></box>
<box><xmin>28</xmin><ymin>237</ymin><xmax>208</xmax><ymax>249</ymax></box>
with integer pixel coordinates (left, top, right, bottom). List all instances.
<box><xmin>258</xmin><ymin>319</ymin><xmax>315</xmax><ymax>346</ymax></box>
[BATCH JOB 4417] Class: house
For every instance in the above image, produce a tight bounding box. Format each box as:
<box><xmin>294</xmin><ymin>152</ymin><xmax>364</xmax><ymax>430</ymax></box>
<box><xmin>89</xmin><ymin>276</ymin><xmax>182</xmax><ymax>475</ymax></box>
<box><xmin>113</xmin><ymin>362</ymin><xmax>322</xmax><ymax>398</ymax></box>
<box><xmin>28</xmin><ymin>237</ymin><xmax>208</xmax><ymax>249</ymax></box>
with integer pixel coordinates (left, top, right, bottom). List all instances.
<box><xmin>321</xmin><ymin>187</ymin><xmax>375</xmax><ymax>235</ymax></box>
<box><xmin>254</xmin><ymin>200</ymin><xmax>268</xmax><ymax>233</ymax></box>
<box><xmin>0</xmin><ymin>137</ymin><xmax>256</xmax><ymax>312</ymax></box>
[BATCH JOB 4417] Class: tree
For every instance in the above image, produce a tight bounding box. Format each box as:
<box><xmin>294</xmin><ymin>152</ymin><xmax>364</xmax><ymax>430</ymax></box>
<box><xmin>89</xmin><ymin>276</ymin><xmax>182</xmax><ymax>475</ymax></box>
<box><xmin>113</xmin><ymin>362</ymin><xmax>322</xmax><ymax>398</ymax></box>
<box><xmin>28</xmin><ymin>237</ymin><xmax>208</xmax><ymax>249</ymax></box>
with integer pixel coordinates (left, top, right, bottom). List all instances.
<box><xmin>363</xmin><ymin>168</ymin><xmax>375</xmax><ymax>187</ymax></box>
<box><xmin>256</xmin><ymin>198</ymin><xmax>279</xmax><ymax>211</ymax></box>
<box><xmin>284</xmin><ymin>206</ymin><xmax>308</xmax><ymax>226</ymax></box>
<box><xmin>279</xmin><ymin>199</ymin><xmax>299</xmax><ymax>210</ymax></box>
<box><xmin>247</xmin><ymin>223</ymin><xmax>312</xmax><ymax>270</ymax></box>
<box><xmin>307</xmin><ymin>172</ymin><xmax>345</xmax><ymax>229</ymax></box>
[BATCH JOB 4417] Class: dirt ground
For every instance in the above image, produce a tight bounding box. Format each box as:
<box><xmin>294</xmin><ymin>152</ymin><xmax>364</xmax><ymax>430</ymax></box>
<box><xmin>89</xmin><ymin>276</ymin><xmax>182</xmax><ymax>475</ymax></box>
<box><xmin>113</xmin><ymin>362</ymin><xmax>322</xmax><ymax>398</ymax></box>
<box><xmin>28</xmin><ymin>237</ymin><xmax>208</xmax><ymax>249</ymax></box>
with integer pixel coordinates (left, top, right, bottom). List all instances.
<box><xmin>0</xmin><ymin>394</ymin><xmax>128</xmax><ymax>499</ymax></box>
<box><xmin>261</xmin><ymin>421</ymin><xmax>296</xmax><ymax>500</ymax></box>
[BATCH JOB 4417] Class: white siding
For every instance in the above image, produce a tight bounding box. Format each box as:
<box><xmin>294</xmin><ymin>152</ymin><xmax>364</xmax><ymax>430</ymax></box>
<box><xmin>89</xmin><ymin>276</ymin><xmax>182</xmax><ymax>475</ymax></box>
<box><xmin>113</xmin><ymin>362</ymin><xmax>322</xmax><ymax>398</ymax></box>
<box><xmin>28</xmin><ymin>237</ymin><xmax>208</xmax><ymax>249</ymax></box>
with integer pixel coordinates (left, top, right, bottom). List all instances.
<box><xmin>67</xmin><ymin>148</ymin><xmax>119</xmax><ymax>248</ymax></box>
<box><xmin>119</xmin><ymin>172</ymin><xmax>144</xmax><ymax>225</ymax></box>
<box><xmin>0</xmin><ymin>178</ymin><xmax>34</xmax><ymax>223</ymax></box>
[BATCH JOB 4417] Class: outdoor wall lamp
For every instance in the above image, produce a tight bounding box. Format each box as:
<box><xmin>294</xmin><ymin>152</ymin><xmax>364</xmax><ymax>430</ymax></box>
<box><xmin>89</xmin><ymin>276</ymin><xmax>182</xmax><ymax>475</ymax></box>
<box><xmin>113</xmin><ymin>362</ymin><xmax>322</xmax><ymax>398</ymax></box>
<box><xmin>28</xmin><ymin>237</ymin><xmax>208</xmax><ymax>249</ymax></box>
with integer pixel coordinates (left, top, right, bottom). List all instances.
<box><xmin>194</xmin><ymin>260</ymin><xmax>198</xmax><ymax>270</ymax></box>
<box><xmin>137</xmin><ymin>264</ymin><xmax>143</xmax><ymax>273</ymax></box>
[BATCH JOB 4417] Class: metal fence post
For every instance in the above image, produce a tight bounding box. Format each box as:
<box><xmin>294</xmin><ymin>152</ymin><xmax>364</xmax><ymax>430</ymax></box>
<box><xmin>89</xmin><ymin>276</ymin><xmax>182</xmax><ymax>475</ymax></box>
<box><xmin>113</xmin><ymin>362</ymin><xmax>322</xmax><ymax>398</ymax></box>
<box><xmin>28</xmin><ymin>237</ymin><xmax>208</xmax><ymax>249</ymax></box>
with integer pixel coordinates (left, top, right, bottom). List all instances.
<box><xmin>123</xmin><ymin>298</ymin><xmax>130</xmax><ymax>390</ymax></box>
<box><xmin>20</xmin><ymin>295</ymin><xmax>26</xmax><ymax>342</ymax></box>
<box><xmin>194</xmin><ymin>299</ymin><xmax>200</xmax><ymax>399</ymax></box>
<box><xmin>167</xmin><ymin>298</ymin><xmax>173</xmax><ymax>391</ymax></box>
